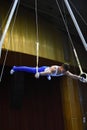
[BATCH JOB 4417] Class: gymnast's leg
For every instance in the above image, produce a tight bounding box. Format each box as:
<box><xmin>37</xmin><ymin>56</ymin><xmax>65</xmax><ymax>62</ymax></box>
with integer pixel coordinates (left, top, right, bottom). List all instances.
<box><xmin>10</xmin><ymin>66</ymin><xmax>37</xmax><ymax>74</ymax></box>
<box><xmin>10</xmin><ymin>66</ymin><xmax>47</xmax><ymax>74</ymax></box>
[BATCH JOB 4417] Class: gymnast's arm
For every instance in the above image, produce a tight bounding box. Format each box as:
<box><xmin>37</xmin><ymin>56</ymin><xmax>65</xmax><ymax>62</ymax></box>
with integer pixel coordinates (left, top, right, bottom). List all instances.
<box><xmin>35</xmin><ymin>68</ymin><xmax>51</xmax><ymax>78</ymax></box>
<box><xmin>65</xmin><ymin>71</ymin><xmax>87</xmax><ymax>83</ymax></box>
<box><xmin>65</xmin><ymin>71</ymin><xmax>81</xmax><ymax>80</ymax></box>
<box><xmin>40</xmin><ymin>70</ymin><xmax>51</xmax><ymax>76</ymax></box>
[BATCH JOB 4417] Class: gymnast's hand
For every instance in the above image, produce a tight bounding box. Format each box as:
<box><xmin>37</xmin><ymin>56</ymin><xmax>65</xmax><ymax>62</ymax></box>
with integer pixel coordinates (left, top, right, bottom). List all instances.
<box><xmin>35</xmin><ymin>72</ymin><xmax>40</xmax><ymax>78</ymax></box>
<box><xmin>79</xmin><ymin>73</ymin><xmax>87</xmax><ymax>83</ymax></box>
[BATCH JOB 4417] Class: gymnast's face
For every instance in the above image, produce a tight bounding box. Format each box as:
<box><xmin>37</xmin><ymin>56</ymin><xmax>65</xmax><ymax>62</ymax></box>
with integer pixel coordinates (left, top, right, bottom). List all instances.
<box><xmin>58</xmin><ymin>66</ymin><xmax>66</xmax><ymax>73</ymax></box>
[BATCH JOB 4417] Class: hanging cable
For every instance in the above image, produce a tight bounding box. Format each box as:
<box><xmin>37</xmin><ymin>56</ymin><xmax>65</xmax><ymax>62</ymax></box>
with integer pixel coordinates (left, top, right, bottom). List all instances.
<box><xmin>69</xmin><ymin>0</ymin><xmax>87</xmax><ymax>26</ymax></box>
<box><xmin>0</xmin><ymin>0</ymin><xmax>20</xmax><ymax>82</ymax></box>
<box><xmin>64</xmin><ymin>0</ymin><xmax>87</xmax><ymax>51</ymax></box>
<box><xmin>62</xmin><ymin>0</ymin><xmax>83</xmax><ymax>74</ymax></box>
<box><xmin>1</xmin><ymin>1</ymin><xmax>14</xmax><ymax>30</ymax></box>
<box><xmin>0</xmin><ymin>1</ymin><xmax>14</xmax><ymax>47</ymax></box>
<box><xmin>55</xmin><ymin>0</ymin><xmax>86</xmax><ymax>76</ymax></box>
<box><xmin>0</xmin><ymin>0</ymin><xmax>19</xmax><ymax>57</ymax></box>
<box><xmin>62</xmin><ymin>0</ymin><xmax>75</xmax><ymax>69</ymax></box>
<box><xmin>35</xmin><ymin>0</ymin><xmax>39</xmax><ymax>74</ymax></box>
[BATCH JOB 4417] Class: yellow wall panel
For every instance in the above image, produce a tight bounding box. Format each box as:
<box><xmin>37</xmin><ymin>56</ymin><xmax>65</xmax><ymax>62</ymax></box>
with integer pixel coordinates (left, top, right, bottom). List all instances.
<box><xmin>1</xmin><ymin>1</ymin><xmax>73</xmax><ymax>64</ymax></box>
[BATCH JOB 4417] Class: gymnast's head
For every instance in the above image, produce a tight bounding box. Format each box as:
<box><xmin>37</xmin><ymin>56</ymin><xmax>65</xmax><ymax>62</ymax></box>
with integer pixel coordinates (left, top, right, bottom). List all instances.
<box><xmin>61</xmin><ymin>63</ymin><xmax>70</xmax><ymax>71</ymax></box>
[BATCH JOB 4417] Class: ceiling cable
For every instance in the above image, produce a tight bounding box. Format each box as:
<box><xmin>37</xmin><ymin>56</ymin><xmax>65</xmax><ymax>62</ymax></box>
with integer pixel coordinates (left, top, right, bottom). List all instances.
<box><xmin>0</xmin><ymin>0</ymin><xmax>20</xmax><ymax>82</ymax></box>
<box><xmin>55</xmin><ymin>0</ymin><xmax>84</xmax><ymax>74</ymax></box>
<box><xmin>69</xmin><ymin>0</ymin><xmax>87</xmax><ymax>26</ymax></box>
<box><xmin>0</xmin><ymin>1</ymin><xmax>14</xmax><ymax>30</ymax></box>
<box><xmin>35</xmin><ymin>0</ymin><xmax>39</xmax><ymax>74</ymax></box>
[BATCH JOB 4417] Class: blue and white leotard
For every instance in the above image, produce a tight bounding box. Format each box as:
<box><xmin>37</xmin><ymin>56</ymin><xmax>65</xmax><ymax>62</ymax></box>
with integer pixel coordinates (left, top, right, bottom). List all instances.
<box><xmin>45</xmin><ymin>66</ymin><xmax>64</xmax><ymax>77</ymax></box>
<box><xmin>11</xmin><ymin>66</ymin><xmax>64</xmax><ymax>80</ymax></box>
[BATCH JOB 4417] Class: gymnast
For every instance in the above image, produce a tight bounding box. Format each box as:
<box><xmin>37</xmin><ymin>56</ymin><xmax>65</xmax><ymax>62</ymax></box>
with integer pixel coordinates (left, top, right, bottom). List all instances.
<box><xmin>10</xmin><ymin>63</ymin><xmax>87</xmax><ymax>82</ymax></box>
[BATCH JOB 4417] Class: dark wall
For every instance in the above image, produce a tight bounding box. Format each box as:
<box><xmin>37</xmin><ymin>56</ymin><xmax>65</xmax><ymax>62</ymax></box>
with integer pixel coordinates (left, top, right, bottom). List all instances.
<box><xmin>0</xmin><ymin>66</ymin><xmax>64</xmax><ymax>130</ymax></box>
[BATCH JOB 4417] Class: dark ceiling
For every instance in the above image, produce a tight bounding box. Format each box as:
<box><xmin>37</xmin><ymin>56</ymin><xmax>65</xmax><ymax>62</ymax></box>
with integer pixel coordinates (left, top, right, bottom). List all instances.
<box><xmin>20</xmin><ymin>0</ymin><xmax>87</xmax><ymax>38</ymax></box>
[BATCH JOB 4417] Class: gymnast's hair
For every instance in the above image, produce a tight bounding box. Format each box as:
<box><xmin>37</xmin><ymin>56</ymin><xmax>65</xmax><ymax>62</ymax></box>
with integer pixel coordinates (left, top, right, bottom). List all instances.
<box><xmin>62</xmin><ymin>63</ymin><xmax>70</xmax><ymax>71</ymax></box>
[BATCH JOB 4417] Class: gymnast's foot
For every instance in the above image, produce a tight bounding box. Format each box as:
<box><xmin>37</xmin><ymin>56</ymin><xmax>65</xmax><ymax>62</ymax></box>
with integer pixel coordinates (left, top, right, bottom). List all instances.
<box><xmin>10</xmin><ymin>66</ymin><xmax>15</xmax><ymax>74</ymax></box>
<box><xmin>47</xmin><ymin>75</ymin><xmax>51</xmax><ymax>80</ymax></box>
